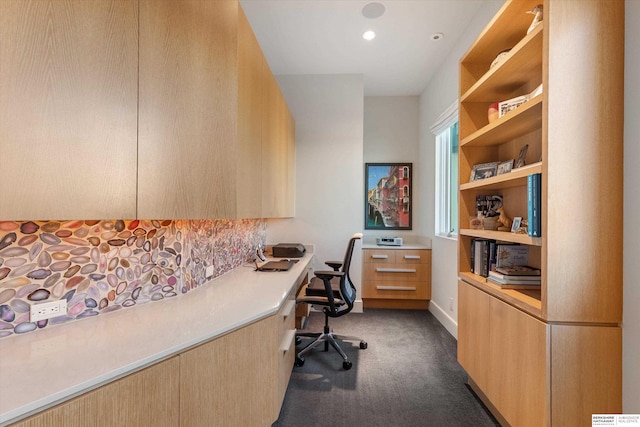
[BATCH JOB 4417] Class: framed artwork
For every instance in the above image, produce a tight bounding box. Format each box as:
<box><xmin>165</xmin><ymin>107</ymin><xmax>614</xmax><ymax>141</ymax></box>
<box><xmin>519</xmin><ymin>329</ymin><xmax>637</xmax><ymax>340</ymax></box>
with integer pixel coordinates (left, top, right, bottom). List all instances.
<box><xmin>511</xmin><ymin>216</ymin><xmax>522</xmax><ymax>232</ymax></box>
<box><xmin>497</xmin><ymin>159</ymin><xmax>514</xmax><ymax>175</ymax></box>
<box><xmin>365</xmin><ymin>163</ymin><xmax>412</xmax><ymax>230</ymax></box>
<box><xmin>515</xmin><ymin>144</ymin><xmax>529</xmax><ymax>168</ymax></box>
<box><xmin>470</xmin><ymin>161</ymin><xmax>499</xmax><ymax>181</ymax></box>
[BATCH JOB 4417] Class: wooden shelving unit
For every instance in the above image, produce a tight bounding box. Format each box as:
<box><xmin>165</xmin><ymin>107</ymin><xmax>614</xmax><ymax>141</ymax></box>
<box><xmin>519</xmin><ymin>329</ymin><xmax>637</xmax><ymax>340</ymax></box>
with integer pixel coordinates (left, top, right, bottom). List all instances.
<box><xmin>456</xmin><ymin>1</ymin><xmax>624</xmax><ymax>425</ymax></box>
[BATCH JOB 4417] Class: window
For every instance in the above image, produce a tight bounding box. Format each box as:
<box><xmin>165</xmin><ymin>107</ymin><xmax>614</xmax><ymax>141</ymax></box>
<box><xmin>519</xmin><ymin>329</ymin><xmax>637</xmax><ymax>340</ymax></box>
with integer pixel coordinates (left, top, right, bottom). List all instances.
<box><xmin>431</xmin><ymin>102</ymin><xmax>459</xmax><ymax>238</ymax></box>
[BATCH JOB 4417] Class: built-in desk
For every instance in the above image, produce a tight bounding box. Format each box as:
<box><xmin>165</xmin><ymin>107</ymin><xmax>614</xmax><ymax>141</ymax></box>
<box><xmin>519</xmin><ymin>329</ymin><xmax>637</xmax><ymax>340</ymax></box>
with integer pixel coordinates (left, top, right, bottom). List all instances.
<box><xmin>0</xmin><ymin>253</ymin><xmax>313</xmax><ymax>427</ymax></box>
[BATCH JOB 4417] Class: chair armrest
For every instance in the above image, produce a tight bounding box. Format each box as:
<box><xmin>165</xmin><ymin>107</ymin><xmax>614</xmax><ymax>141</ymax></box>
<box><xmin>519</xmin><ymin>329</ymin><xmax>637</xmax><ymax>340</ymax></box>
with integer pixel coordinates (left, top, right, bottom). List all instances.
<box><xmin>314</xmin><ymin>270</ymin><xmax>344</xmax><ymax>280</ymax></box>
<box><xmin>325</xmin><ymin>261</ymin><xmax>343</xmax><ymax>271</ymax></box>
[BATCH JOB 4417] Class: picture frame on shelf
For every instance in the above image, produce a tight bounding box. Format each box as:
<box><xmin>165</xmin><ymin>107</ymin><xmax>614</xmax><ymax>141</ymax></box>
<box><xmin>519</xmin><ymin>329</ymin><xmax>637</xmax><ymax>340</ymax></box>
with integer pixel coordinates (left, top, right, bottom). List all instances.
<box><xmin>511</xmin><ymin>216</ymin><xmax>522</xmax><ymax>232</ymax></box>
<box><xmin>470</xmin><ymin>161</ymin><xmax>499</xmax><ymax>181</ymax></box>
<box><xmin>497</xmin><ymin>160</ymin><xmax>514</xmax><ymax>175</ymax></box>
<box><xmin>515</xmin><ymin>144</ymin><xmax>529</xmax><ymax>168</ymax></box>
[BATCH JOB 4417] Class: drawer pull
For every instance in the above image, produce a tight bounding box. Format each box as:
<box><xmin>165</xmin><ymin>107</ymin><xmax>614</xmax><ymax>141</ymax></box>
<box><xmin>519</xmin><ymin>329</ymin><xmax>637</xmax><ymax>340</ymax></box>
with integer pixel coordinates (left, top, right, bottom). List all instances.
<box><xmin>376</xmin><ymin>286</ymin><xmax>417</xmax><ymax>291</ymax></box>
<box><xmin>371</xmin><ymin>254</ymin><xmax>389</xmax><ymax>259</ymax></box>
<box><xmin>375</xmin><ymin>268</ymin><xmax>417</xmax><ymax>273</ymax></box>
<box><xmin>403</xmin><ymin>255</ymin><xmax>421</xmax><ymax>260</ymax></box>
<box><xmin>282</xmin><ymin>300</ymin><xmax>296</xmax><ymax>319</ymax></box>
<box><xmin>280</xmin><ymin>329</ymin><xmax>296</xmax><ymax>353</ymax></box>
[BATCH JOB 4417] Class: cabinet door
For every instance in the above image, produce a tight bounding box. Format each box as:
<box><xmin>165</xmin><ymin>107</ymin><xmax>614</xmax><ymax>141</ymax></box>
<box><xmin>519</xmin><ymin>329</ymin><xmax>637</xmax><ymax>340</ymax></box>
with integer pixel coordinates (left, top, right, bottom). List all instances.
<box><xmin>138</xmin><ymin>0</ymin><xmax>238</xmax><ymax>219</ymax></box>
<box><xmin>180</xmin><ymin>316</ymin><xmax>278</xmax><ymax>426</ymax></box>
<box><xmin>0</xmin><ymin>0</ymin><xmax>137</xmax><ymax>220</ymax></box>
<box><xmin>488</xmin><ymin>297</ymin><xmax>547</xmax><ymax>427</ymax></box>
<box><xmin>13</xmin><ymin>357</ymin><xmax>180</xmax><ymax>427</ymax></box>
<box><xmin>237</xmin><ymin>6</ymin><xmax>264</xmax><ymax>219</ymax></box>
<box><xmin>457</xmin><ymin>282</ymin><xmax>491</xmax><ymax>391</ymax></box>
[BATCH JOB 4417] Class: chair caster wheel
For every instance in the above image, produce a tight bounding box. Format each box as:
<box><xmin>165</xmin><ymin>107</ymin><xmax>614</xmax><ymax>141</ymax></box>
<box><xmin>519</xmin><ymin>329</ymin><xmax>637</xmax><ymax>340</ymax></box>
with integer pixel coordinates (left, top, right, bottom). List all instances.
<box><xmin>295</xmin><ymin>336</ymin><xmax>302</xmax><ymax>346</ymax></box>
<box><xmin>342</xmin><ymin>360</ymin><xmax>352</xmax><ymax>370</ymax></box>
<box><xmin>360</xmin><ymin>341</ymin><xmax>368</xmax><ymax>349</ymax></box>
<box><xmin>295</xmin><ymin>355</ymin><xmax>305</xmax><ymax>367</ymax></box>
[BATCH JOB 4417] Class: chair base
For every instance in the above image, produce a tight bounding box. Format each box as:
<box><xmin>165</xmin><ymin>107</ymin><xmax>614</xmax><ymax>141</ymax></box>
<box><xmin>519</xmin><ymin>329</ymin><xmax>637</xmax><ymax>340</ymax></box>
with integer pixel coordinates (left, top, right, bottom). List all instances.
<box><xmin>295</xmin><ymin>326</ymin><xmax>367</xmax><ymax>370</ymax></box>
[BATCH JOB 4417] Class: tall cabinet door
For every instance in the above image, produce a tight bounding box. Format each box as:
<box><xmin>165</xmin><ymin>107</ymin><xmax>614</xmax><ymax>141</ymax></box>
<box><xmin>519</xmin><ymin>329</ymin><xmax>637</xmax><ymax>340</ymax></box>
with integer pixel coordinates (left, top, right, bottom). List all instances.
<box><xmin>138</xmin><ymin>0</ymin><xmax>238</xmax><ymax>219</ymax></box>
<box><xmin>0</xmin><ymin>0</ymin><xmax>138</xmax><ymax>220</ymax></box>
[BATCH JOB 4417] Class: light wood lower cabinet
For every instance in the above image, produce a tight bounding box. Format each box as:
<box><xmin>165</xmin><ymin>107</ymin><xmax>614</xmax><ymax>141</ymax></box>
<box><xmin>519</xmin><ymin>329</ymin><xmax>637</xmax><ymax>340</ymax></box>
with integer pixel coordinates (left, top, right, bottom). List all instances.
<box><xmin>13</xmin><ymin>357</ymin><xmax>180</xmax><ymax>427</ymax></box>
<box><xmin>362</xmin><ymin>248</ymin><xmax>431</xmax><ymax>309</ymax></box>
<box><xmin>458</xmin><ymin>281</ymin><xmax>622</xmax><ymax>426</ymax></box>
<box><xmin>180</xmin><ymin>317</ymin><xmax>278</xmax><ymax>427</ymax></box>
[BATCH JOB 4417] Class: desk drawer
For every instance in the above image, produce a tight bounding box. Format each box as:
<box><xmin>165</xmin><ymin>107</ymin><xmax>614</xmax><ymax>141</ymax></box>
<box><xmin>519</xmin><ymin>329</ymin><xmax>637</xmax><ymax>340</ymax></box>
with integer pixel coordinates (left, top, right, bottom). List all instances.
<box><xmin>364</xmin><ymin>263</ymin><xmax>429</xmax><ymax>281</ymax></box>
<box><xmin>363</xmin><ymin>280</ymin><xmax>430</xmax><ymax>300</ymax></box>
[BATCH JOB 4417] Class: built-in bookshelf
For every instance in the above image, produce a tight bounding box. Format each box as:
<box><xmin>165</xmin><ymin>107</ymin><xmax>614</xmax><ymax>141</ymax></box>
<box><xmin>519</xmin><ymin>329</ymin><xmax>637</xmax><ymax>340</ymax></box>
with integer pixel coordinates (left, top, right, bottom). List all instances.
<box><xmin>456</xmin><ymin>0</ymin><xmax>624</xmax><ymax>424</ymax></box>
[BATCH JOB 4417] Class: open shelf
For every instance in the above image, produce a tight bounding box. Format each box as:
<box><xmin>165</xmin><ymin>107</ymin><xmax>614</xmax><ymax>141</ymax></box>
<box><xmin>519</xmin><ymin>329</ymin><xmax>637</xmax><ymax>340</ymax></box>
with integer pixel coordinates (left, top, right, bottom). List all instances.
<box><xmin>459</xmin><ymin>228</ymin><xmax>542</xmax><ymax>246</ymax></box>
<box><xmin>459</xmin><ymin>271</ymin><xmax>542</xmax><ymax>318</ymax></box>
<box><xmin>460</xmin><ymin>161</ymin><xmax>542</xmax><ymax>191</ymax></box>
<box><xmin>461</xmin><ymin>95</ymin><xmax>542</xmax><ymax>148</ymax></box>
<box><xmin>461</xmin><ymin>24</ymin><xmax>543</xmax><ymax>103</ymax></box>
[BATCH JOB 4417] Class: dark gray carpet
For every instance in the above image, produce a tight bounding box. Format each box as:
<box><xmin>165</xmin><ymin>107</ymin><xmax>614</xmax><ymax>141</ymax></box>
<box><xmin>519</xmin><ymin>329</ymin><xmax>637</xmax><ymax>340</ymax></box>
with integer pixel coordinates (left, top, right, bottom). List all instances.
<box><xmin>273</xmin><ymin>309</ymin><xmax>499</xmax><ymax>427</ymax></box>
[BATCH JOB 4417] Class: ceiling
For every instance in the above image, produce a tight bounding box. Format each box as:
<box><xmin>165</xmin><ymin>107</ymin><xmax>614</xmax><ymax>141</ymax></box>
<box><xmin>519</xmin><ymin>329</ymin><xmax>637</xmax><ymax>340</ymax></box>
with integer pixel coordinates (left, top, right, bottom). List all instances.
<box><xmin>239</xmin><ymin>0</ymin><xmax>488</xmax><ymax>96</ymax></box>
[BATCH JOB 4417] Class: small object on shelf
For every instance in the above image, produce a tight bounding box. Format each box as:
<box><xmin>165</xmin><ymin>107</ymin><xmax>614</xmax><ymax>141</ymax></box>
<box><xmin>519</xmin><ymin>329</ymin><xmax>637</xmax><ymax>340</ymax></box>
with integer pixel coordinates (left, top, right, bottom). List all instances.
<box><xmin>469</xmin><ymin>216</ymin><xmax>483</xmax><ymax>230</ymax></box>
<box><xmin>529</xmin><ymin>83</ymin><xmax>543</xmax><ymax>99</ymax></box>
<box><xmin>498</xmin><ymin>95</ymin><xmax>529</xmax><ymax>118</ymax></box>
<box><xmin>511</xmin><ymin>216</ymin><xmax>522</xmax><ymax>232</ymax></box>
<box><xmin>515</xmin><ymin>144</ymin><xmax>529</xmax><ymax>168</ymax></box>
<box><xmin>483</xmin><ymin>216</ymin><xmax>498</xmax><ymax>231</ymax></box>
<box><xmin>496</xmin><ymin>207</ymin><xmax>512</xmax><ymax>231</ymax></box>
<box><xmin>470</xmin><ymin>161</ymin><xmax>499</xmax><ymax>181</ymax></box>
<box><xmin>526</xmin><ymin>4</ymin><xmax>543</xmax><ymax>35</ymax></box>
<box><xmin>515</xmin><ymin>218</ymin><xmax>528</xmax><ymax>234</ymax></box>
<box><xmin>495</xmin><ymin>265</ymin><xmax>541</xmax><ymax>276</ymax></box>
<box><xmin>476</xmin><ymin>194</ymin><xmax>503</xmax><ymax>217</ymax></box>
<box><xmin>496</xmin><ymin>244</ymin><xmax>529</xmax><ymax>268</ymax></box>
<box><xmin>490</xmin><ymin>49</ymin><xmax>511</xmax><ymax>69</ymax></box>
<box><xmin>497</xmin><ymin>160</ymin><xmax>514</xmax><ymax>175</ymax></box>
<box><xmin>487</xmin><ymin>102</ymin><xmax>499</xmax><ymax>123</ymax></box>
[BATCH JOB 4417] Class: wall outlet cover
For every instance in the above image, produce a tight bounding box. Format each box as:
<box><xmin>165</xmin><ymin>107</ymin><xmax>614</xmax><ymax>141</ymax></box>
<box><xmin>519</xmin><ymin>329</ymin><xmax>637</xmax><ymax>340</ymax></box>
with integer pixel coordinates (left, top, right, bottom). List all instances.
<box><xmin>30</xmin><ymin>300</ymin><xmax>68</xmax><ymax>322</ymax></box>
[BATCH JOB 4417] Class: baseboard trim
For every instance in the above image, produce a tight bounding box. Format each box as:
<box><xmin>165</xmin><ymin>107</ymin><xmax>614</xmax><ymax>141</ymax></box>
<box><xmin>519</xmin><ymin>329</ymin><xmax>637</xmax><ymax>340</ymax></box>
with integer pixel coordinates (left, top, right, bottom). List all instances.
<box><xmin>429</xmin><ymin>301</ymin><xmax>458</xmax><ymax>339</ymax></box>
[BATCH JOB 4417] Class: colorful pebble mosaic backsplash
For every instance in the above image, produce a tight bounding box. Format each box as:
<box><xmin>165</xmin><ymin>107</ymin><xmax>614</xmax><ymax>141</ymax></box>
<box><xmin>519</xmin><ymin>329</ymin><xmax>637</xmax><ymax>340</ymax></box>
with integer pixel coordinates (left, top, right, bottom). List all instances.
<box><xmin>0</xmin><ymin>219</ymin><xmax>266</xmax><ymax>339</ymax></box>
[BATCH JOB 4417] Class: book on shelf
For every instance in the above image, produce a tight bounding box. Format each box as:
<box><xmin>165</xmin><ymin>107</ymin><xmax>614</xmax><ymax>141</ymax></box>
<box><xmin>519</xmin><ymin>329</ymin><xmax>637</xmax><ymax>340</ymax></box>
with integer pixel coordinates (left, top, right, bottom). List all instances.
<box><xmin>495</xmin><ymin>265</ymin><xmax>541</xmax><ymax>276</ymax></box>
<box><xmin>487</xmin><ymin>276</ymin><xmax>541</xmax><ymax>290</ymax></box>
<box><xmin>527</xmin><ymin>173</ymin><xmax>542</xmax><ymax>237</ymax></box>
<box><xmin>488</xmin><ymin>270</ymin><xmax>540</xmax><ymax>282</ymax></box>
<box><xmin>495</xmin><ymin>244</ymin><xmax>528</xmax><ymax>268</ymax></box>
<box><xmin>472</xmin><ymin>239</ymin><xmax>490</xmax><ymax>277</ymax></box>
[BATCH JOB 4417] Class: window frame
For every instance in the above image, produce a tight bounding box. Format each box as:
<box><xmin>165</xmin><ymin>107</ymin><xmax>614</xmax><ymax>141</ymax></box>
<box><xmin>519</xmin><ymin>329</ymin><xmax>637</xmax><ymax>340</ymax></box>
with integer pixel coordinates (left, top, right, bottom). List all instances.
<box><xmin>431</xmin><ymin>101</ymin><xmax>459</xmax><ymax>239</ymax></box>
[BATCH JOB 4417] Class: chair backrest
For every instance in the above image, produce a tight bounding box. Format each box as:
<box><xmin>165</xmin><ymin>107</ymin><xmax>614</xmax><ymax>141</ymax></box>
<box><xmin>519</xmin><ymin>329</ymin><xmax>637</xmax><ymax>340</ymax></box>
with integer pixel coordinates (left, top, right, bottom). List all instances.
<box><xmin>335</xmin><ymin>233</ymin><xmax>362</xmax><ymax>314</ymax></box>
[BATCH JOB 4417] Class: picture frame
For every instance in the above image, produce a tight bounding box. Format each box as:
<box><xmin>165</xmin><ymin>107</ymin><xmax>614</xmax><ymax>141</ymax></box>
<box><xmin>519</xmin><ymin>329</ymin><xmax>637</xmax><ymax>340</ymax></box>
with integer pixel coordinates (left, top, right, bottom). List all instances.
<box><xmin>365</xmin><ymin>163</ymin><xmax>412</xmax><ymax>230</ymax></box>
<box><xmin>497</xmin><ymin>159</ymin><xmax>514</xmax><ymax>175</ymax></box>
<box><xmin>470</xmin><ymin>161</ymin><xmax>499</xmax><ymax>181</ymax></box>
<box><xmin>515</xmin><ymin>144</ymin><xmax>529</xmax><ymax>168</ymax></box>
<box><xmin>511</xmin><ymin>216</ymin><xmax>522</xmax><ymax>232</ymax></box>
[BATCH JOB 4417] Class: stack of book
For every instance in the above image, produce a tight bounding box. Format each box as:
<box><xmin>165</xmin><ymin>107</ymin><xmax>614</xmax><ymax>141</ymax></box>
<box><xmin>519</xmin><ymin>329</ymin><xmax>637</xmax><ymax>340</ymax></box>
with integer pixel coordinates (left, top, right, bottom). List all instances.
<box><xmin>487</xmin><ymin>266</ymin><xmax>541</xmax><ymax>289</ymax></box>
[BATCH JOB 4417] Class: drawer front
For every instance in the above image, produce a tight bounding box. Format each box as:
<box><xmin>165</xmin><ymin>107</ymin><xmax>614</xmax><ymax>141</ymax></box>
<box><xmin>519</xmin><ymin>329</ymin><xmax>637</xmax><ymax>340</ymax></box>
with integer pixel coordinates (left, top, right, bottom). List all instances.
<box><xmin>362</xmin><ymin>280</ymin><xmax>430</xmax><ymax>300</ymax></box>
<box><xmin>363</xmin><ymin>249</ymin><xmax>396</xmax><ymax>263</ymax></box>
<box><xmin>364</xmin><ymin>263</ymin><xmax>429</xmax><ymax>281</ymax></box>
<box><xmin>395</xmin><ymin>249</ymin><xmax>430</xmax><ymax>265</ymax></box>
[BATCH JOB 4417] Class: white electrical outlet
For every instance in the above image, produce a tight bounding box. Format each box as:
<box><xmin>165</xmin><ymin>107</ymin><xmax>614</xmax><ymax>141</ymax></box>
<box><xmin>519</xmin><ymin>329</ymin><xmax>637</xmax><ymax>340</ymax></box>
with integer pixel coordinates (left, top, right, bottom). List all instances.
<box><xmin>449</xmin><ymin>297</ymin><xmax>454</xmax><ymax>312</ymax></box>
<box><xmin>30</xmin><ymin>300</ymin><xmax>68</xmax><ymax>322</ymax></box>
<box><xmin>205</xmin><ymin>265</ymin><xmax>214</xmax><ymax>278</ymax></box>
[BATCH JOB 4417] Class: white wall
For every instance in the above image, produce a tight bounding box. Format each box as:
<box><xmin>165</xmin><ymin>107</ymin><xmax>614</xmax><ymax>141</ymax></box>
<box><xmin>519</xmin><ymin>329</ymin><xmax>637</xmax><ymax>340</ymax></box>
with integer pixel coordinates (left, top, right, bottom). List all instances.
<box><xmin>418</xmin><ymin>0</ymin><xmax>503</xmax><ymax>337</ymax></box>
<box><xmin>624</xmin><ymin>0</ymin><xmax>640</xmax><ymax>413</ymax></box>
<box><xmin>363</xmin><ymin>96</ymin><xmax>422</xmax><ymax>242</ymax></box>
<box><xmin>266</xmin><ymin>74</ymin><xmax>365</xmax><ymax>310</ymax></box>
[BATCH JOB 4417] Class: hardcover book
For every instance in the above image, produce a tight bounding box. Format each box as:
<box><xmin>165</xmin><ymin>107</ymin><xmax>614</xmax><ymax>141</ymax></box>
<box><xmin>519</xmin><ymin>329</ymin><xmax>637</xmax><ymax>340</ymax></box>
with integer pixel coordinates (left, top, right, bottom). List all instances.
<box><xmin>495</xmin><ymin>244</ymin><xmax>529</xmax><ymax>268</ymax></box>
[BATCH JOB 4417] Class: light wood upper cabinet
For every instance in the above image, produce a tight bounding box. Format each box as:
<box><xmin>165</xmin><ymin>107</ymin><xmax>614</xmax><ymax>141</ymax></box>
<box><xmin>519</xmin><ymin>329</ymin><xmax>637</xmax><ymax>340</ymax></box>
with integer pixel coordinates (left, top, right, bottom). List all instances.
<box><xmin>0</xmin><ymin>0</ymin><xmax>138</xmax><ymax>220</ymax></box>
<box><xmin>138</xmin><ymin>0</ymin><xmax>238</xmax><ymax>219</ymax></box>
<box><xmin>237</xmin><ymin>7</ymin><xmax>265</xmax><ymax>219</ymax></box>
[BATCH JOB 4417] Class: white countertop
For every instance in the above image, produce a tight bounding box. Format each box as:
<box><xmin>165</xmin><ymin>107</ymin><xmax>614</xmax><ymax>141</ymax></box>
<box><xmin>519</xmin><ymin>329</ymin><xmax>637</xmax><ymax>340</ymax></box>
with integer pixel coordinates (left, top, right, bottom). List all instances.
<box><xmin>0</xmin><ymin>254</ymin><xmax>313</xmax><ymax>426</ymax></box>
<box><xmin>361</xmin><ymin>243</ymin><xmax>431</xmax><ymax>250</ymax></box>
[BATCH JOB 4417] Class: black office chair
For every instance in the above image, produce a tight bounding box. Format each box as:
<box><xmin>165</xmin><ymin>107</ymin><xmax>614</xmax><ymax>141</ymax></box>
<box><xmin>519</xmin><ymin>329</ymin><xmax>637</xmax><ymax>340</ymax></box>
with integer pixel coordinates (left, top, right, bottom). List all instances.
<box><xmin>295</xmin><ymin>233</ymin><xmax>367</xmax><ymax>370</ymax></box>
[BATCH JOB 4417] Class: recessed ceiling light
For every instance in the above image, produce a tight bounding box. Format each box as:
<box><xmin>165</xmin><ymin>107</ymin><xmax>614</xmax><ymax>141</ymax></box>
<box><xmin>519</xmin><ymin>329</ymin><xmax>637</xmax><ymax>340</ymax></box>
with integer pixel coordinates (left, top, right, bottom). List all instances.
<box><xmin>362</xmin><ymin>30</ymin><xmax>376</xmax><ymax>41</ymax></box>
<box><xmin>431</xmin><ymin>32</ymin><xmax>444</xmax><ymax>41</ymax></box>
<box><xmin>362</xmin><ymin>2</ymin><xmax>385</xmax><ymax>19</ymax></box>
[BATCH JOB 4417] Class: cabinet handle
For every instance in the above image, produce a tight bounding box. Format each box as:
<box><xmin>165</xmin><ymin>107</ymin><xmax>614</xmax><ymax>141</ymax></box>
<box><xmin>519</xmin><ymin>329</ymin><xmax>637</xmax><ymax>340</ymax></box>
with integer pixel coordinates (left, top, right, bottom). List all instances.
<box><xmin>403</xmin><ymin>255</ymin><xmax>421</xmax><ymax>260</ymax></box>
<box><xmin>280</xmin><ymin>329</ymin><xmax>296</xmax><ymax>353</ymax></box>
<box><xmin>375</xmin><ymin>268</ymin><xmax>417</xmax><ymax>273</ymax></box>
<box><xmin>282</xmin><ymin>300</ymin><xmax>296</xmax><ymax>319</ymax></box>
<box><xmin>376</xmin><ymin>286</ymin><xmax>417</xmax><ymax>291</ymax></box>
<box><xmin>371</xmin><ymin>254</ymin><xmax>389</xmax><ymax>259</ymax></box>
